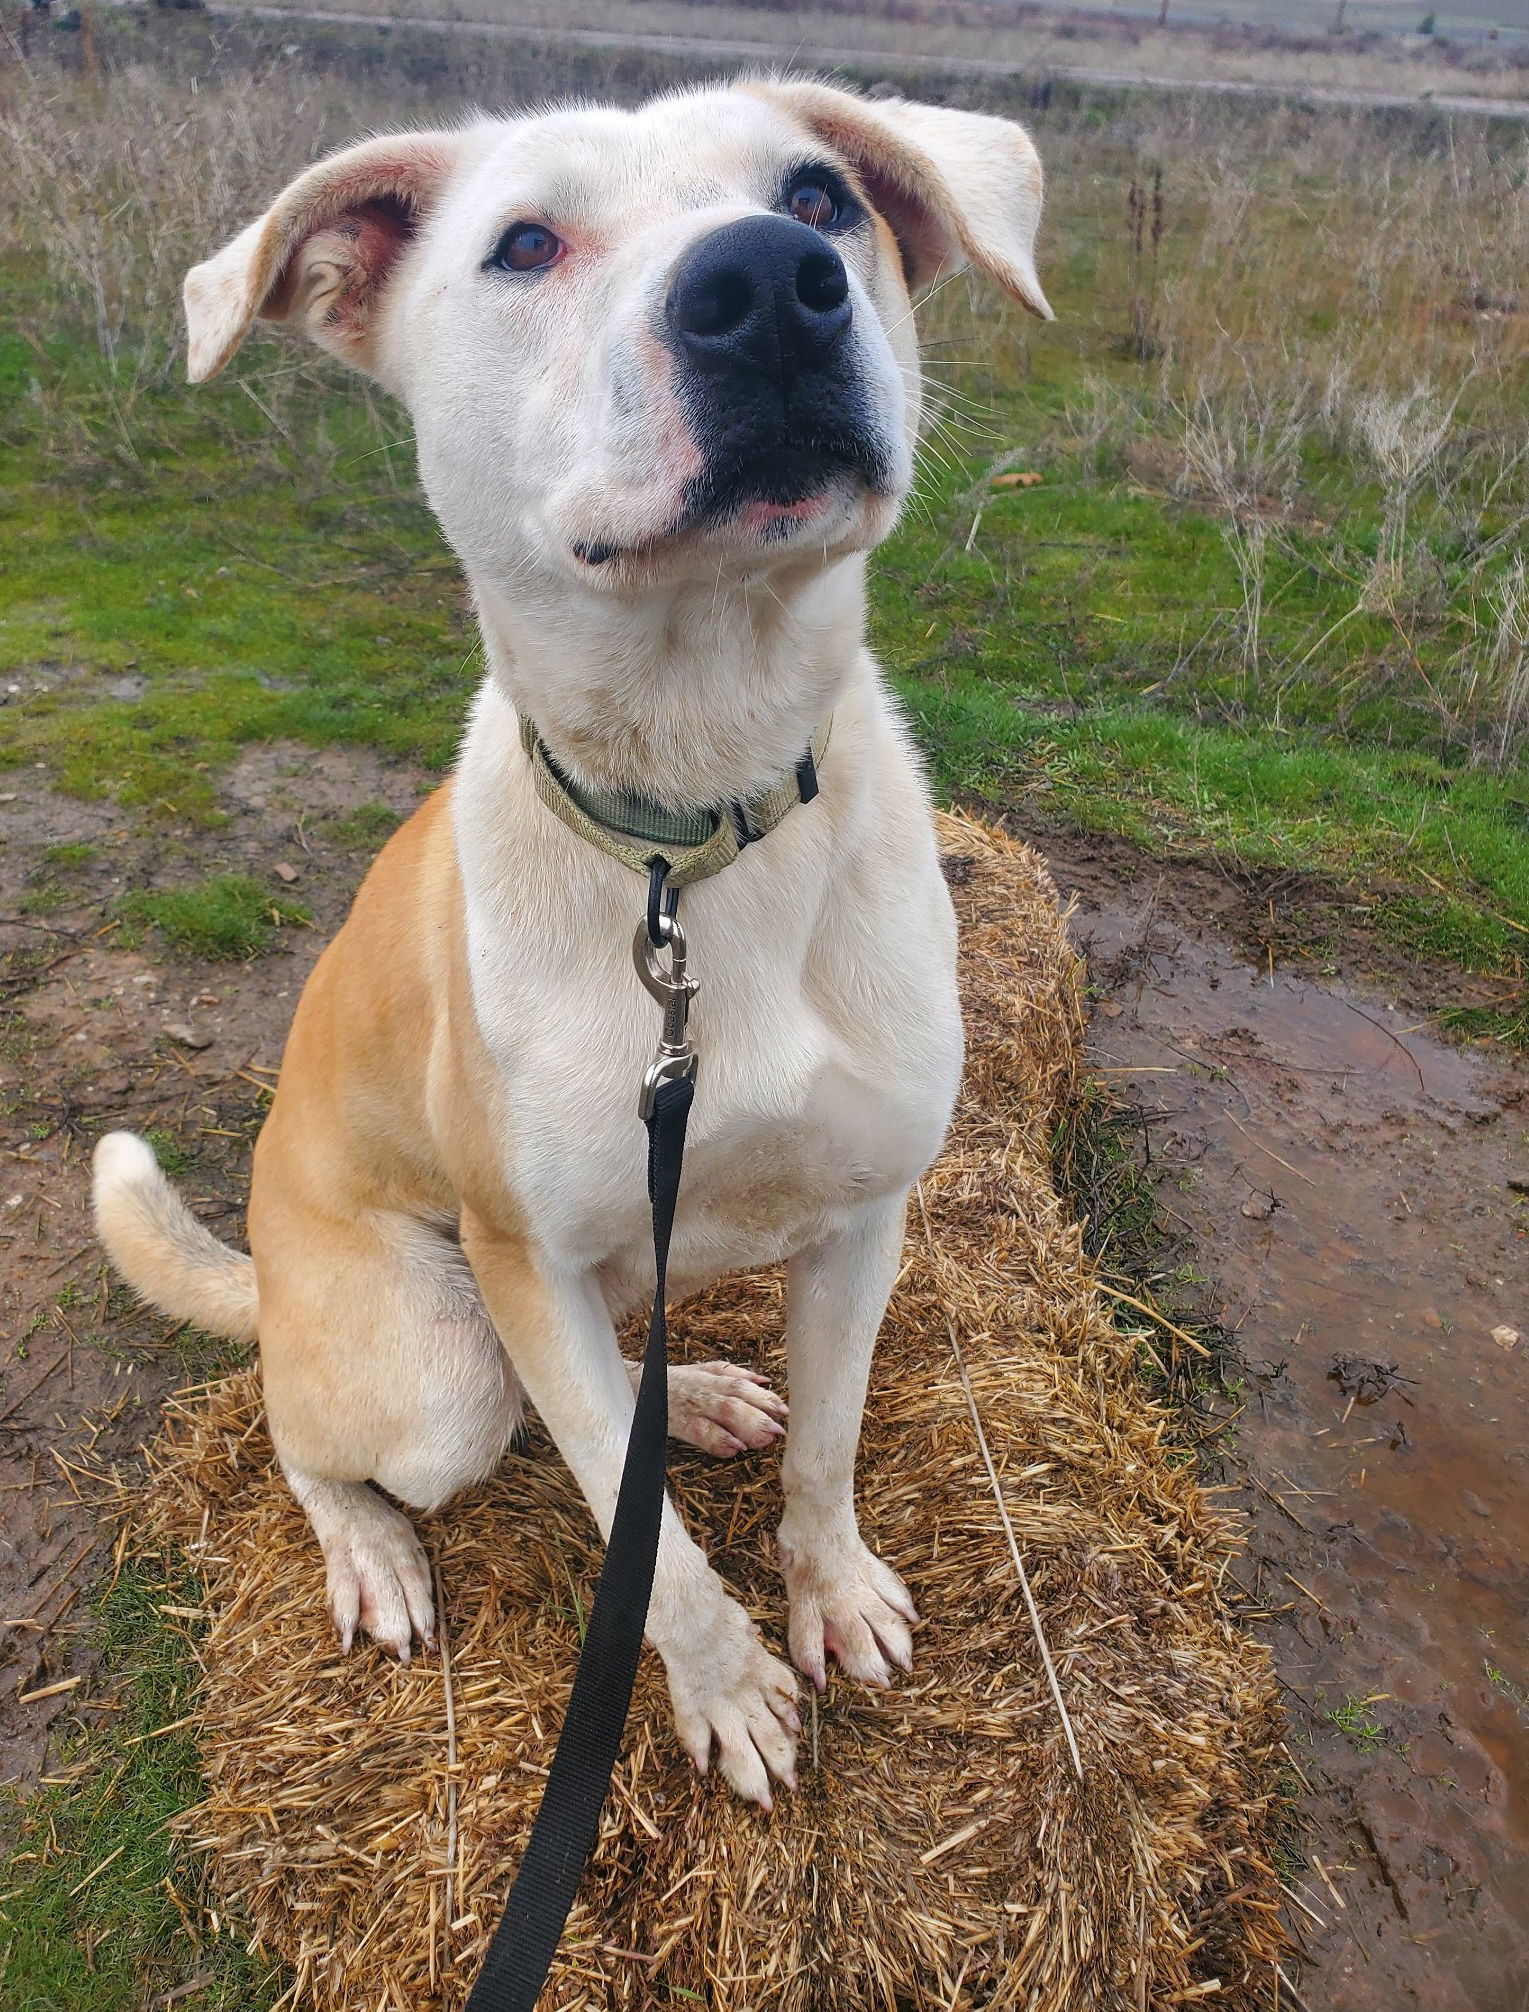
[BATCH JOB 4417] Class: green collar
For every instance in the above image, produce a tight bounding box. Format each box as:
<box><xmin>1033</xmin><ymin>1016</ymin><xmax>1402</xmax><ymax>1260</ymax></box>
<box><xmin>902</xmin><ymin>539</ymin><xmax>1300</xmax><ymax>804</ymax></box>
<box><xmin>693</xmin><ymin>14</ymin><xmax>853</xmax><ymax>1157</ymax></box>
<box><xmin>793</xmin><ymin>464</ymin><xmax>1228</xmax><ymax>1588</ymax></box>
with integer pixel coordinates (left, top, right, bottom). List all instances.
<box><xmin>519</xmin><ymin>713</ymin><xmax>831</xmax><ymax>888</ymax></box>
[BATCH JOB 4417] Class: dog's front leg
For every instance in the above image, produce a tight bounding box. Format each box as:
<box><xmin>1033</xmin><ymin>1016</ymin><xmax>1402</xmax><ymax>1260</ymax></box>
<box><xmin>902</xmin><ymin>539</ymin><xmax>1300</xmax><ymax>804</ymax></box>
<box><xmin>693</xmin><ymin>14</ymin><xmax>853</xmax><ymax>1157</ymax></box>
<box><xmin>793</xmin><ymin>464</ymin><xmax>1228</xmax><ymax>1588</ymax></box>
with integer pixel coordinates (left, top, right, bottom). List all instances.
<box><xmin>778</xmin><ymin>1190</ymin><xmax>919</xmax><ymax>1692</ymax></box>
<box><xmin>461</xmin><ymin>1213</ymin><xmax>800</xmax><ymax>1807</ymax></box>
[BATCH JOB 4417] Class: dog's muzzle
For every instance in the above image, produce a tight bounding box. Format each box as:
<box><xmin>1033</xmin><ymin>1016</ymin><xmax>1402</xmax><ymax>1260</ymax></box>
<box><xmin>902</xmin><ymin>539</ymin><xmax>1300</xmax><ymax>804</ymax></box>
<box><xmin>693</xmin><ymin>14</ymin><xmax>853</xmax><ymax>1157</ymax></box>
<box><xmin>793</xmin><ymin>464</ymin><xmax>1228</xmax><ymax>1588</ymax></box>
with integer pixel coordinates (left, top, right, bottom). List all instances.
<box><xmin>663</xmin><ymin>214</ymin><xmax>891</xmax><ymax>529</ymax></box>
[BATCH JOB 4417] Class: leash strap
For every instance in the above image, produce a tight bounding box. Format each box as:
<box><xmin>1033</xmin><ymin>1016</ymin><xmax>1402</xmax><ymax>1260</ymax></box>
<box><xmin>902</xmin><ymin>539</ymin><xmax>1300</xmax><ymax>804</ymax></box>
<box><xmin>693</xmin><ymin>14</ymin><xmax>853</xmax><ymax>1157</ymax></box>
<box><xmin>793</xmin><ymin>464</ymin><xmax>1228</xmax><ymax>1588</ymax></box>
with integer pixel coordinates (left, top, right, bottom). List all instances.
<box><xmin>464</xmin><ymin>1070</ymin><xmax>693</xmax><ymax>2011</ymax></box>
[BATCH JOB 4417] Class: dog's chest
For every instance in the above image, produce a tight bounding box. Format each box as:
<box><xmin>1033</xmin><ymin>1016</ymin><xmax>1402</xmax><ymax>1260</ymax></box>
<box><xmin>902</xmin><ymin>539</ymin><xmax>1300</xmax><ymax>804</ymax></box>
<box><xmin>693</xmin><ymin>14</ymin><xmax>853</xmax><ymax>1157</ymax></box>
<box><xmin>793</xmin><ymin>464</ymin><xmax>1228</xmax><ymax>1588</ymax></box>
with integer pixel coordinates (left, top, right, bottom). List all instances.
<box><xmin>625</xmin><ymin>1085</ymin><xmax>906</xmax><ymax>1300</ymax></box>
<box><xmin>467</xmin><ymin>893</ymin><xmax>960</xmax><ymax>1292</ymax></box>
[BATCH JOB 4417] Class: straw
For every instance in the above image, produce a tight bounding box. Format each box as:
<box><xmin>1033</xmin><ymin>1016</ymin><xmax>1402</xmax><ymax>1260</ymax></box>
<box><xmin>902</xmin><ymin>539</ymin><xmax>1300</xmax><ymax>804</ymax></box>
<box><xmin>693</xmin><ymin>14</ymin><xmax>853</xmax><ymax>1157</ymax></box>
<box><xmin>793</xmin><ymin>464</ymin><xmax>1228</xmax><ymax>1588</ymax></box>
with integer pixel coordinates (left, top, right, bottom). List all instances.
<box><xmin>136</xmin><ymin>809</ymin><xmax>1285</xmax><ymax>2011</ymax></box>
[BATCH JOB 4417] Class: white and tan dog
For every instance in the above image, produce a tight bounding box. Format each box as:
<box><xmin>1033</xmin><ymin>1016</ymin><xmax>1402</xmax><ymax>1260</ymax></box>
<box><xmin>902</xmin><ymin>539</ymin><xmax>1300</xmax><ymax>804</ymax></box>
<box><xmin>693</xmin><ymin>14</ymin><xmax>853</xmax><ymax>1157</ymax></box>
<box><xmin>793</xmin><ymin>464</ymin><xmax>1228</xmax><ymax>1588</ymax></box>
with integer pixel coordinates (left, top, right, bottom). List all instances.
<box><xmin>94</xmin><ymin>80</ymin><xmax>1049</xmax><ymax>1807</ymax></box>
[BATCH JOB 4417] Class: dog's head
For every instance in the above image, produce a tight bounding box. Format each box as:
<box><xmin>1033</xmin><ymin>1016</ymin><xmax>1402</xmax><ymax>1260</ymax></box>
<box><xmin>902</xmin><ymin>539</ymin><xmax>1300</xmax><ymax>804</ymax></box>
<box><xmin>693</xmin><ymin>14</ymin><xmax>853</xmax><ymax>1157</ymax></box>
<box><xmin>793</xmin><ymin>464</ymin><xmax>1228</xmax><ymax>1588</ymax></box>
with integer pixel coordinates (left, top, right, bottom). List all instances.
<box><xmin>185</xmin><ymin>82</ymin><xmax>1048</xmax><ymax>595</ymax></box>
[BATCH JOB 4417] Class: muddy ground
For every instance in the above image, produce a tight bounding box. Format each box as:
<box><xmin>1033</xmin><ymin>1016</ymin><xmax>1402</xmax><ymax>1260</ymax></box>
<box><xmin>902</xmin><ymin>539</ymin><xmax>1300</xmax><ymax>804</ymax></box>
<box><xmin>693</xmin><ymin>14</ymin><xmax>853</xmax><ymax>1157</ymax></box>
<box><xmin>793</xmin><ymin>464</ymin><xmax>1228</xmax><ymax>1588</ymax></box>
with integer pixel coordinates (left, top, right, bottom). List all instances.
<box><xmin>1028</xmin><ymin>825</ymin><xmax>1529</xmax><ymax>2012</ymax></box>
<box><xmin>2</xmin><ymin>749</ymin><xmax>1526</xmax><ymax>2009</ymax></box>
<box><xmin>0</xmin><ymin>746</ymin><xmax>425</xmax><ymax>1785</ymax></box>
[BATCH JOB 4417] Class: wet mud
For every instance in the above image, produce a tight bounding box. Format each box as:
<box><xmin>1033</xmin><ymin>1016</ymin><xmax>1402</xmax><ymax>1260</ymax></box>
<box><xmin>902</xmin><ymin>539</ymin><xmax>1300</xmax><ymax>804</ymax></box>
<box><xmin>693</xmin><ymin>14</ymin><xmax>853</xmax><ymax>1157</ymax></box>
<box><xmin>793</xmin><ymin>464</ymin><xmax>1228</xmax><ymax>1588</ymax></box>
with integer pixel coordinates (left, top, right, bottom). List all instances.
<box><xmin>1047</xmin><ymin>835</ymin><xmax>1528</xmax><ymax>2012</ymax></box>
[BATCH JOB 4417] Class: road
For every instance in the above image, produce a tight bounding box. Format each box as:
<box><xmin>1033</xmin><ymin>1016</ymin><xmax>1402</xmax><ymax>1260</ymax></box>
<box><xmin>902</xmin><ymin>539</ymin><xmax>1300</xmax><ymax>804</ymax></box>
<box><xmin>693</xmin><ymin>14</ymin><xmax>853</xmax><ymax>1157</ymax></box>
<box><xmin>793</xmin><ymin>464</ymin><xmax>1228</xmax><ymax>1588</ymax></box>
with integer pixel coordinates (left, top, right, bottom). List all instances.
<box><xmin>204</xmin><ymin>2</ymin><xmax>1529</xmax><ymax>119</ymax></box>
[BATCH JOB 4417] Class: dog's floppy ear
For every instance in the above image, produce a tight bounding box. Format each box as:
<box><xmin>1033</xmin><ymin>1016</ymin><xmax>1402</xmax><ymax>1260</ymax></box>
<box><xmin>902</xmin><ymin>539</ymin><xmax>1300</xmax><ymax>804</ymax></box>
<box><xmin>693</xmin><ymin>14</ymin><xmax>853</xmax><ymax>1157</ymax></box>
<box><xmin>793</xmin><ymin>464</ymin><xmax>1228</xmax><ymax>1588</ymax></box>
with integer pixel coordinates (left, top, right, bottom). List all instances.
<box><xmin>746</xmin><ymin>82</ymin><xmax>1051</xmax><ymax>321</ymax></box>
<box><xmin>183</xmin><ymin>131</ymin><xmax>463</xmax><ymax>383</ymax></box>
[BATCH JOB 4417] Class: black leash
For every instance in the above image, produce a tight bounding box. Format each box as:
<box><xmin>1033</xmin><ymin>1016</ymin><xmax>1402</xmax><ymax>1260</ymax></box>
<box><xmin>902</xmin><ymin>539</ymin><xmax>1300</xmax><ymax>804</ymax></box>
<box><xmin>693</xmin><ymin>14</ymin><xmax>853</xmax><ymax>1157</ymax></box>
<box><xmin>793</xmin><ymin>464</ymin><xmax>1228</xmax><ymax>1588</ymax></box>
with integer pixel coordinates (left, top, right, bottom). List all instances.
<box><xmin>465</xmin><ymin>870</ymin><xmax>695</xmax><ymax>2012</ymax></box>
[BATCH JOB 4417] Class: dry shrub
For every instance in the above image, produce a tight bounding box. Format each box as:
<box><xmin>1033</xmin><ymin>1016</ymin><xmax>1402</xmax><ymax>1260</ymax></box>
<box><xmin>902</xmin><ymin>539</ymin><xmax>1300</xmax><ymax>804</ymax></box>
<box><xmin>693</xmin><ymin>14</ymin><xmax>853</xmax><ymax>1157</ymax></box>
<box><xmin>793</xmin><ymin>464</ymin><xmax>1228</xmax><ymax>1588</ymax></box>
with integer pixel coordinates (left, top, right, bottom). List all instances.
<box><xmin>932</xmin><ymin>103</ymin><xmax>1529</xmax><ymax>762</ymax></box>
<box><xmin>139</xmin><ymin>814</ymin><xmax>1284</xmax><ymax>2011</ymax></box>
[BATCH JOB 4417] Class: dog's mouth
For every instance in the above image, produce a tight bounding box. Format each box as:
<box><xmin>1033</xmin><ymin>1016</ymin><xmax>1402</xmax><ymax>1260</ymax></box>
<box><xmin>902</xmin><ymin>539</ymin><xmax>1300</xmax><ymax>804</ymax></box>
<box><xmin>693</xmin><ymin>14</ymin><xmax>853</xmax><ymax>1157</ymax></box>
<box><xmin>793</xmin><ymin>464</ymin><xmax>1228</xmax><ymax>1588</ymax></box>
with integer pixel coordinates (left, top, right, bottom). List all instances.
<box><xmin>572</xmin><ymin>436</ymin><xmax>890</xmax><ymax>572</ymax></box>
<box><xmin>676</xmin><ymin>438</ymin><xmax>887</xmax><ymax>535</ymax></box>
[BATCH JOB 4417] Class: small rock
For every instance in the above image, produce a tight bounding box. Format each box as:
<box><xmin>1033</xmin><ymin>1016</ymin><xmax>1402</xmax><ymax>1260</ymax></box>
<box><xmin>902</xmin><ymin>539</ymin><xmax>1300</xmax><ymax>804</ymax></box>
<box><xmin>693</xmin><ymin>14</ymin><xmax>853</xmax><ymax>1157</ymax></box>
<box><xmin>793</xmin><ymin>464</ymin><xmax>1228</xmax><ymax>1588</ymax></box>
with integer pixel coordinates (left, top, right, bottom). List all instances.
<box><xmin>273</xmin><ymin>862</ymin><xmax>301</xmax><ymax>884</ymax></box>
<box><xmin>1462</xmin><ymin>1491</ymin><xmax>1492</xmax><ymax>1520</ymax></box>
<box><xmin>1096</xmin><ymin>1000</ymin><xmax>1124</xmax><ymax>1019</ymax></box>
<box><xmin>1491</xmin><ymin>1325</ymin><xmax>1520</xmax><ymax>1351</ymax></box>
<box><xmin>1240</xmin><ymin>1190</ymin><xmax>1277</xmax><ymax>1221</ymax></box>
<box><xmin>164</xmin><ymin>1022</ymin><xmax>213</xmax><ymax>1051</ymax></box>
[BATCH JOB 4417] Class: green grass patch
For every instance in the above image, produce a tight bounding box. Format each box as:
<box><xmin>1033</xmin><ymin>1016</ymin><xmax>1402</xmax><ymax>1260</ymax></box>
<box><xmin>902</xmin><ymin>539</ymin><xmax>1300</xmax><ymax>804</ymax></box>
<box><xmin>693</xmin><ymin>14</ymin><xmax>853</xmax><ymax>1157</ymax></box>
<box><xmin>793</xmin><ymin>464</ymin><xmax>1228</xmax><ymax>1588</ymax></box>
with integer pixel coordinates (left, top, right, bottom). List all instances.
<box><xmin>892</xmin><ymin>679</ymin><xmax>1527</xmax><ymax>987</ymax></box>
<box><xmin>1322</xmin><ymin>1693</ymin><xmax>1390</xmax><ymax>1753</ymax></box>
<box><xmin>17</xmin><ymin>882</ymin><xmax>66</xmax><ymax>918</ymax></box>
<box><xmin>143</xmin><ymin>1126</ymin><xmax>191</xmax><ymax>1178</ymax></box>
<box><xmin>326</xmin><ymin>800</ymin><xmax>404</xmax><ymax>849</ymax></box>
<box><xmin>0</xmin><ymin>415</ymin><xmax>477</xmax><ymax>823</ymax></box>
<box><xmin>0</xmin><ymin>1565</ymin><xmax>281</xmax><ymax>2011</ymax></box>
<box><xmin>123</xmin><ymin>874</ymin><xmax>311</xmax><ymax>961</ymax></box>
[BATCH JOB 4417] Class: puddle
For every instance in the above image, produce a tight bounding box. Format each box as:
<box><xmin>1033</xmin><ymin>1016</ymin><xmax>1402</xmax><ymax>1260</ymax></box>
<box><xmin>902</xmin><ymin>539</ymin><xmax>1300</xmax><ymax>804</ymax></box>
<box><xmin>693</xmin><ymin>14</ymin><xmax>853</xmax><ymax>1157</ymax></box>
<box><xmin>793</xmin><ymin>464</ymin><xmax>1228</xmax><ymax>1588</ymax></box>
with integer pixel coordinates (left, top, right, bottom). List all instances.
<box><xmin>1058</xmin><ymin>864</ymin><xmax>1529</xmax><ymax>2012</ymax></box>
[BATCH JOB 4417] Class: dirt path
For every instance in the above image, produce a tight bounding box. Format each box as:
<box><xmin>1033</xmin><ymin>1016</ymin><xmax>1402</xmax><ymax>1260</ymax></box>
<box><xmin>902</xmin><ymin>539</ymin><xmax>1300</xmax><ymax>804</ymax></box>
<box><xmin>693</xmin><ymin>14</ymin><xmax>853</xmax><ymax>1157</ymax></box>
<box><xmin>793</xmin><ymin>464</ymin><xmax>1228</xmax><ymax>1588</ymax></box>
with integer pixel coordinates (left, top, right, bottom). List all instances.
<box><xmin>200</xmin><ymin>1</ymin><xmax>1529</xmax><ymax>119</ymax></box>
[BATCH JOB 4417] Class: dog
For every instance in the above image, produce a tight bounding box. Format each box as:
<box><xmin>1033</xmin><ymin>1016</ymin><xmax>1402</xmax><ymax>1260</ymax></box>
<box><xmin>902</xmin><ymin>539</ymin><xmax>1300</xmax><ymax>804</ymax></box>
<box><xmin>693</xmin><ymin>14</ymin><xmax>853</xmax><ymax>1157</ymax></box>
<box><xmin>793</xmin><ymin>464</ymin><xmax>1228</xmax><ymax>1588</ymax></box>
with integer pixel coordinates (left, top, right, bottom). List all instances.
<box><xmin>93</xmin><ymin>79</ymin><xmax>1049</xmax><ymax>1808</ymax></box>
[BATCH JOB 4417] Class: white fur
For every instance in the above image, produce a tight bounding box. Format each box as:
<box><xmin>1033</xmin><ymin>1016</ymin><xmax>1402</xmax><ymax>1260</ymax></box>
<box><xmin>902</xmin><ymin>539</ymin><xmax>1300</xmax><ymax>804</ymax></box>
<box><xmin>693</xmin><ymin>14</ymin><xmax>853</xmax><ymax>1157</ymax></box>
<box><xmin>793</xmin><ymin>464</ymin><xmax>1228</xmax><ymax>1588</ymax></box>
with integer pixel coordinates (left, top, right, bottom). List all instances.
<box><xmin>132</xmin><ymin>81</ymin><xmax>1049</xmax><ymax>1804</ymax></box>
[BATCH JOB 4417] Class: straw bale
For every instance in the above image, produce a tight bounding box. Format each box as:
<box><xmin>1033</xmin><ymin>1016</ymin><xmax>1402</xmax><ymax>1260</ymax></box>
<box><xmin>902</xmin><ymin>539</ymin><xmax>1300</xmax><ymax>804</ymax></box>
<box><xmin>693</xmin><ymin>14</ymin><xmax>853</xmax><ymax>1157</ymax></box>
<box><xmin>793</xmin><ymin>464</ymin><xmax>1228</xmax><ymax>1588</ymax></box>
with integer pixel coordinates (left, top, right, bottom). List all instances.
<box><xmin>139</xmin><ymin>810</ymin><xmax>1283</xmax><ymax>2010</ymax></box>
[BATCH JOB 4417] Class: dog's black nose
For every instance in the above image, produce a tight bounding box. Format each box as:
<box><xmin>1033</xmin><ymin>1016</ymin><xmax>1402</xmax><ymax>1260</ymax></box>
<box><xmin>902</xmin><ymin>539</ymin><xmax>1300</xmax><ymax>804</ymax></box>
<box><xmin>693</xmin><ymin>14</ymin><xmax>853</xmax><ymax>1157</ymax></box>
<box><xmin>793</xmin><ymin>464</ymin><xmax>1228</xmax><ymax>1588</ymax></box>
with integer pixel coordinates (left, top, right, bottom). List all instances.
<box><xmin>667</xmin><ymin>215</ymin><xmax>851</xmax><ymax>386</ymax></box>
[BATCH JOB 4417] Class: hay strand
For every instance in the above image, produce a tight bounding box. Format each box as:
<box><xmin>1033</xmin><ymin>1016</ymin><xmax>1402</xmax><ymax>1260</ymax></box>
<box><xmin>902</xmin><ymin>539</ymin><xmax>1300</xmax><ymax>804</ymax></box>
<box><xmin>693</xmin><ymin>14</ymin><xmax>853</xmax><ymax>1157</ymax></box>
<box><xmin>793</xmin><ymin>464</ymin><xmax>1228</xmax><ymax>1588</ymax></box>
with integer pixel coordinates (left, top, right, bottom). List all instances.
<box><xmin>915</xmin><ymin>1177</ymin><xmax>1084</xmax><ymax>1784</ymax></box>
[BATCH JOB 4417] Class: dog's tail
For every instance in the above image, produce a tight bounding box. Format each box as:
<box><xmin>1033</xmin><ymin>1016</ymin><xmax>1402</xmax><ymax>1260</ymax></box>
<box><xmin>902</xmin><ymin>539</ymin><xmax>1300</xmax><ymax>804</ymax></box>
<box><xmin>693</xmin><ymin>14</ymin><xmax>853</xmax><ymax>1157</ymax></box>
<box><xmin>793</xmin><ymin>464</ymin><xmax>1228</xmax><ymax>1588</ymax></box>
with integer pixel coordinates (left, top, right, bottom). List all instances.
<box><xmin>92</xmin><ymin>1131</ymin><xmax>259</xmax><ymax>1343</ymax></box>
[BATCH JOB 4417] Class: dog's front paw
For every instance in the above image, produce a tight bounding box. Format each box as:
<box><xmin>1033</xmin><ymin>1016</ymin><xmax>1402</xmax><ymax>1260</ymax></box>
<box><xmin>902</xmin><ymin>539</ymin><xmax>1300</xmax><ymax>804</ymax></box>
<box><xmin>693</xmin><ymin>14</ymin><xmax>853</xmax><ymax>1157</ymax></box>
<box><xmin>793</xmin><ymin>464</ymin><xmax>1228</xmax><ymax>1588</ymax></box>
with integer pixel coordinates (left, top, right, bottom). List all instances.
<box><xmin>664</xmin><ymin>1359</ymin><xmax>787</xmax><ymax>1456</ymax></box>
<box><xmin>779</xmin><ymin>1532</ymin><xmax>918</xmax><ymax>1693</ymax></box>
<box><xmin>663</xmin><ymin>1610</ymin><xmax>800</xmax><ymax>1809</ymax></box>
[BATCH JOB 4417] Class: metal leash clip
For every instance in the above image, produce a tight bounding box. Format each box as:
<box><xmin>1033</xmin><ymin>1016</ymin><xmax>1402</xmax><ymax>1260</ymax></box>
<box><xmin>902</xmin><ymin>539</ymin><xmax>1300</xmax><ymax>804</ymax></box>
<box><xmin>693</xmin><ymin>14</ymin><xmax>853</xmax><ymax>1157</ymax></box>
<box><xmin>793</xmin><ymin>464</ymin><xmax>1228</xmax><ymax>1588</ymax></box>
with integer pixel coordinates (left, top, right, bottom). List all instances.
<box><xmin>633</xmin><ymin>909</ymin><xmax>698</xmax><ymax>1120</ymax></box>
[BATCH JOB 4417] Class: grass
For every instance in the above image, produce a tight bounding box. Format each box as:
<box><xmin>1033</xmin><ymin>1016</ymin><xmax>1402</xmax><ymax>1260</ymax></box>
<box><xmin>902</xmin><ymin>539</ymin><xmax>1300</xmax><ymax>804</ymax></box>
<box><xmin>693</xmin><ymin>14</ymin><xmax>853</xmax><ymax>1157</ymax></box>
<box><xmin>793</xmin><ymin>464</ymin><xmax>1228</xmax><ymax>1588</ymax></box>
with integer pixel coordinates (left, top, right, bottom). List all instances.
<box><xmin>1484</xmin><ymin>1658</ymin><xmax>1529</xmax><ymax>1714</ymax></box>
<box><xmin>122</xmin><ymin>874</ymin><xmax>312</xmax><ymax>961</ymax></box>
<box><xmin>1052</xmin><ymin>1077</ymin><xmax>1233</xmax><ymax>1410</ymax></box>
<box><xmin>143</xmin><ymin>1126</ymin><xmax>191</xmax><ymax>1178</ymax></box>
<box><xmin>325</xmin><ymin>801</ymin><xmax>404</xmax><ymax>849</ymax></box>
<box><xmin>0</xmin><ymin>1564</ymin><xmax>281</xmax><ymax>2012</ymax></box>
<box><xmin>1322</xmin><ymin>1692</ymin><xmax>1391</xmax><ymax>1751</ymax></box>
<box><xmin>0</xmin><ymin>423</ymin><xmax>475</xmax><ymax>823</ymax></box>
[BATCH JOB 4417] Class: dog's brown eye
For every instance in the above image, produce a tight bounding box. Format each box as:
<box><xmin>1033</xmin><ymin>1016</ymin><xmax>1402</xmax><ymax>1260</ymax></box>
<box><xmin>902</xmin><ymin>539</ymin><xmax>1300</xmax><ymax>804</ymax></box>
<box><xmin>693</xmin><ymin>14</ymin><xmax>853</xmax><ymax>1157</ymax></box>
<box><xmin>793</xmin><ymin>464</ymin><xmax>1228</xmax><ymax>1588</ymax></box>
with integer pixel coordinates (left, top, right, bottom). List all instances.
<box><xmin>487</xmin><ymin>222</ymin><xmax>564</xmax><ymax>273</ymax></box>
<box><xmin>785</xmin><ymin>180</ymin><xmax>840</xmax><ymax>232</ymax></box>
